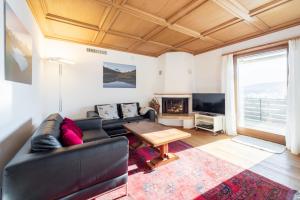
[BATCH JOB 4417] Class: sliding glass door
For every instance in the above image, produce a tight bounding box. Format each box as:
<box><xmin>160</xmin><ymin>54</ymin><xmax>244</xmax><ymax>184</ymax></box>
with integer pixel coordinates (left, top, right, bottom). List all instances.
<box><xmin>235</xmin><ymin>47</ymin><xmax>288</xmax><ymax>143</ymax></box>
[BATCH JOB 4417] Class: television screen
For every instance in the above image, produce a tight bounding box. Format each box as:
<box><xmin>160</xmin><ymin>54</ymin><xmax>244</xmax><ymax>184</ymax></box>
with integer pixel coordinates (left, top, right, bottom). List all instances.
<box><xmin>192</xmin><ymin>93</ymin><xmax>225</xmax><ymax>114</ymax></box>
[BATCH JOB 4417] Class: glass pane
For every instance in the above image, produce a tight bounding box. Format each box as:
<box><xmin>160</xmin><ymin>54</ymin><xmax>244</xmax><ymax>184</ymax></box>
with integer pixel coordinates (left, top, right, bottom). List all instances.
<box><xmin>237</xmin><ymin>49</ymin><xmax>287</xmax><ymax>135</ymax></box>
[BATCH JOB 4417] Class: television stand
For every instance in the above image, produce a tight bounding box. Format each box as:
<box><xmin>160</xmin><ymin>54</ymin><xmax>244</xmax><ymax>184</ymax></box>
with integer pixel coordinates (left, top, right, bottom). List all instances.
<box><xmin>199</xmin><ymin>112</ymin><xmax>217</xmax><ymax>117</ymax></box>
<box><xmin>194</xmin><ymin>113</ymin><xmax>224</xmax><ymax>135</ymax></box>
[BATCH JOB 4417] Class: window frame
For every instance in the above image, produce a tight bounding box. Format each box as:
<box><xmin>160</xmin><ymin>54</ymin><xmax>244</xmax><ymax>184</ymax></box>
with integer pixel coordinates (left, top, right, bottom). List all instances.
<box><xmin>233</xmin><ymin>44</ymin><xmax>288</xmax><ymax>145</ymax></box>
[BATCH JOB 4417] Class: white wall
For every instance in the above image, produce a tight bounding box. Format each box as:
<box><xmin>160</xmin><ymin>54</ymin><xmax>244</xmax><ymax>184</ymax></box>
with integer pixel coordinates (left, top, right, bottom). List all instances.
<box><xmin>44</xmin><ymin>39</ymin><xmax>159</xmax><ymax>118</ymax></box>
<box><xmin>0</xmin><ymin>0</ymin><xmax>45</xmax><ymax>182</ymax></box>
<box><xmin>194</xmin><ymin>25</ymin><xmax>300</xmax><ymax>93</ymax></box>
<box><xmin>157</xmin><ymin>52</ymin><xmax>195</xmax><ymax>94</ymax></box>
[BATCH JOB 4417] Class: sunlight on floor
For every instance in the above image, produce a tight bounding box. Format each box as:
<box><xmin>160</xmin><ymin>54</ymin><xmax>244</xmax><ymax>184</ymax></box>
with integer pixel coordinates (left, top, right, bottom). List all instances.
<box><xmin>195</xmin><ymin>139</ymin><xmax>274</xmax><ymax>169</ymax></box>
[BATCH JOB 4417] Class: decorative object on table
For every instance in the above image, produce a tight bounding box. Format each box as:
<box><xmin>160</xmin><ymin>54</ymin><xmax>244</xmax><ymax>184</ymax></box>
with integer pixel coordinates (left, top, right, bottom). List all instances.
<box><xmin>5</xmin><ymin>2</ymin><xmax>32</xmax><ymax>84</ymax></box>
<box><xmin>45</xmin><ymin>57</ymin><xmax>75</xmax><ymax>113</ymax></box>
<box><xmin>103</xmin><ymin>62</ymin><xmax>136</xmax><ymax>88</ymax></box>
<box><xmin>149</xmin><ymin>97</ymin><xmax>160</xmax><ymax>114</ymax></box>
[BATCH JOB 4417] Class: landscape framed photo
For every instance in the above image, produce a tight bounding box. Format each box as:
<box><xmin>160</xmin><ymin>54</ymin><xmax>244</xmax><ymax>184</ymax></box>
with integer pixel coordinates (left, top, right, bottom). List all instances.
<box><xmin>103</xmin><ymin>62</ymin><xmax>136</xmax><ymax>88</ymax></box>
<box><xmin>5</xmin><ymin>1</ymin><xmax>32</xmax><ymax>84</ymax></box>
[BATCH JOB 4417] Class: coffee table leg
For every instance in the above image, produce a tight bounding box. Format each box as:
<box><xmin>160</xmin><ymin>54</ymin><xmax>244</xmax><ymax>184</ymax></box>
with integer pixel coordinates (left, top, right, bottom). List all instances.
<box><xmin>147</xmin><ymin>144</ymin><xmax>179</xmax><ymax>169</ymax></box>
<box><xmin>130</xmin><ymin>140</ymin><xmax>146</xmax><ymax>150</ymax></box>
<box><xmin>159</xmin><ymin>144</ymin><xmax>168</xmax><ymax>158</ymax></box>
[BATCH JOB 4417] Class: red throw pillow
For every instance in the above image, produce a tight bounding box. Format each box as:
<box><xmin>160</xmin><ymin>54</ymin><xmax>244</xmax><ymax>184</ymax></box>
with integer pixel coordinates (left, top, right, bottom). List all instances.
<box><xmin>63</xmin><ymin>118</ymin><xmax>75</xmax><ymax>124</ymax></box>
<box><xmin>61</xmin><ymin>128</ymin><xmax>83</xmax><ymax>146</ymax></box>
<box><xmin>61</xmin><ymin>118</ymin><xmax>83</xmax><ymax>138</ymax></box>
<box><xmin>61</xmin><ymin>123</ymin><xmax>83</xmax><ymax>139</ymax></box>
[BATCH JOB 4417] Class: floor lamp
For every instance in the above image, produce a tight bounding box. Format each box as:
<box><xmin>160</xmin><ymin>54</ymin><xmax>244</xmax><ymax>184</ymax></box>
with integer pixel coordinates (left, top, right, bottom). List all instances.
<box><xmin>46</xmin><ymin>57</ymin><xmax>75</xmax><ymax>113</ymax></box>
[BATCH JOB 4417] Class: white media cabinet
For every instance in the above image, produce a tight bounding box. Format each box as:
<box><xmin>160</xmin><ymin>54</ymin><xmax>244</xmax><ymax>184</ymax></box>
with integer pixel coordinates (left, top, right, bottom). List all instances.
<box><xmin>194</xmin><ymin>113</ymin><xmax>224</xmax><ymax>135</ymax></box>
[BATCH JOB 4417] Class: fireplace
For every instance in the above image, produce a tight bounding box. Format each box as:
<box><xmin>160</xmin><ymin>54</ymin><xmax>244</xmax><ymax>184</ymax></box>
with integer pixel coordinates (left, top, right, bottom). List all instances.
<box><xmin>162</xmin><ymin>98</ymin><xmax>189</xmax><ymax>114</ymax></box>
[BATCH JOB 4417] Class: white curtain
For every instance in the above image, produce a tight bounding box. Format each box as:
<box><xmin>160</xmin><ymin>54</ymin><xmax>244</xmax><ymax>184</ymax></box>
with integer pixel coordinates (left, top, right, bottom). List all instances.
<box><xmin>221</xmin><ymin>54</ymin><xmax>237</xmax><ymax>136</ymax></box>
<box><xmin>286</xmin><ymin>39</ymin><xmax>300</xmax><ymax>155</ymax></box>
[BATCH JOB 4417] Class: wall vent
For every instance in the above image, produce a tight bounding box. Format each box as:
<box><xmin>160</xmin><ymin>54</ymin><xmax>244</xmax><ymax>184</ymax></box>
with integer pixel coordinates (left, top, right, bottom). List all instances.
<box><xmin>86</xmin><ymin>48</ymin><xmax>107</xmax><ymax>55</ymax></box>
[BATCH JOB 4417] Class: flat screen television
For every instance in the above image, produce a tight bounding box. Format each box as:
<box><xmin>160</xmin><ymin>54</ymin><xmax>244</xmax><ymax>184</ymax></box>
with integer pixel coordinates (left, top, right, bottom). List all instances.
<box><xmin>192</xmin><ymin>93</ymin><xmax>225</xmax><ymax>115</ymax></box>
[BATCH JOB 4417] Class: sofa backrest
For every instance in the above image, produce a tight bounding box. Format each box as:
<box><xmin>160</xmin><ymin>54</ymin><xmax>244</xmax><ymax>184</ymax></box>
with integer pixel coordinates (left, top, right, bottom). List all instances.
<box><xmin>5</xmin><ymin>113</ymin><xmax>63</xmax><ymax>162</ymax></box>
<box><xmin>94</xmin><ymin>102</ymin><xmax>140</xmax><ymax>118</ymax></box>
<box><xmin>35</xmin><ymin>113</ymin><xmax>63</xmax><ymax>139</ymax></box>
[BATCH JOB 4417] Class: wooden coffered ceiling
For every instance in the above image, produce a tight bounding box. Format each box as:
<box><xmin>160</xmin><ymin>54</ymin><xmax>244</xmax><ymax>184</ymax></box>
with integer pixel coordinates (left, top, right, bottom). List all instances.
<box><xmin>27</xmin><ymin>0</ymin><xmax>300</xmax><ymax>57</ymax></box>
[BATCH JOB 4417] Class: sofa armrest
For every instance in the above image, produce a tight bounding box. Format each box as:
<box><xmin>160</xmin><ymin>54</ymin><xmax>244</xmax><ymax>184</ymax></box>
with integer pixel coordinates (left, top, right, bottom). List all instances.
<box><xmin>143</xmin><ymin>109</ymin><xmax>156</xmax><ymax>122</ymax></box>
<box><xmin>3</xmin><ymin>137</ymin><xmax>128</xmax><ymax>200</ymax></box>
<box><xmin>87</xmin><ymin>111</ymin><xmax>99</xmax><ymax>118</ymax></box>
<box><xmin>74</xmin><ymin>117</ymin><xmax>102</xmax><ymax>130</ymax></box>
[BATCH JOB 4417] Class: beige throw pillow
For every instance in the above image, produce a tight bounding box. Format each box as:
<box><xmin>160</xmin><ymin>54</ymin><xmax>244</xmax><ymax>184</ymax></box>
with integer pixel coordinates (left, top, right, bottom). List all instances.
<box><xmin>96</xmin><ymin>104</ymin><xmax>119</xmax><ymax>120</ymax></box>
<box><xmin>121</xmin><ymin>103</ymin><xmax>139</xmax><ymax>118</ymax></box>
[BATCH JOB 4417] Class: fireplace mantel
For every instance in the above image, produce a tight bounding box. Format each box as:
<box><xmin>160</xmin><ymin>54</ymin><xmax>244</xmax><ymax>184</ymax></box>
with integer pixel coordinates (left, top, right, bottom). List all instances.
<box><xmin>154</xmin><ymin>93</ymin><xmax>192</xmax><ymax>98</ymax></box>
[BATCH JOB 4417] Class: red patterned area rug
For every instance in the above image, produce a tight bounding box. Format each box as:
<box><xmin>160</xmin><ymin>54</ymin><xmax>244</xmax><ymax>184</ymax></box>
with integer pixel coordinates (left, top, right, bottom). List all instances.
<box><xmin>95</xmin><ymin>135</ymin><xmax>297</xmax><ymax>200</ymax></box>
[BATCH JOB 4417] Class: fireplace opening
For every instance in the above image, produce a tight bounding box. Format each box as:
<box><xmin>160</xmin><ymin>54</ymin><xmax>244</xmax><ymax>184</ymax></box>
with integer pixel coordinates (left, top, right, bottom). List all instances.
<box><xmin>162</xmin><ymin>98</ymin><xmax>189</xmax><ymax>114</ymax></box>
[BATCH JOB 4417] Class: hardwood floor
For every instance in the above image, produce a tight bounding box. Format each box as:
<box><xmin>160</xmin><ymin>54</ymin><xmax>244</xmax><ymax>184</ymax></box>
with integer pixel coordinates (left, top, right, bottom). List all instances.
<box><xmin>180</xmin><ymin>128</ymin><xmax>300</xmax><ymax>192</ymax></box>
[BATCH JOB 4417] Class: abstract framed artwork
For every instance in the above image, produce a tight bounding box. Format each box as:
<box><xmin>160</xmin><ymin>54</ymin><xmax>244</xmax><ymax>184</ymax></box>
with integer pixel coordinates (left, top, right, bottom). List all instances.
<box><xmin>103</xmin><ymin>62</ymin><xmax>136</xmax><ymax>88</ymax></box>
<box><xmin>5</xmin><ymin>1</ymin><xmax>32</xmax><ymax>84</ymax></box>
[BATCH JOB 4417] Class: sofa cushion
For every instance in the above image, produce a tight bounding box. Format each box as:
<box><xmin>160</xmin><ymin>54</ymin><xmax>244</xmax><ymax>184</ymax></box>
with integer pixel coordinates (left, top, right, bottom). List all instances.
<box><xmin>124</xmin><ymin>115</ymin><xmax>144</xmax><ymax>122</ymax></box>
<box><xmin>96</xmin><ymin>104</ymin><xmax>119</xmax><ymax>120</ymax></box>
<box><xmin>102</xmin><ymin>118</ymin><xmax>126</xmax><ymax>126</ymax></box>
<box><xmin>82</xmin><ymin>129</ymin><xmax>110</xmax><ymax>143</ymax></box>
<box><xmin>121</xmin><ymin>103</ymin><xmax>139</xmax><ymax>118</ymax></box>
<box><xmin>106</xmin><ymin>128</ymin><xmax>128</xmax><ymax>137</ymax></box>
<box><xmin>102</xmin><ymin>119</ymin><xmax>126</xmax><ymax>130</ymax></box>
<box><xmin>31</xmin><ymin>134</ymin><xmax>62</xmax><ymax>152</ymax></box>
<box><xmin>61</xmin><ymin>128</ymin><xmax>83</xmax><ymax>146</ymax></box>
<box><xmin>45</xmin><ymin>113</ymin><xmax>64</xmax><ymax>124</ymax></box>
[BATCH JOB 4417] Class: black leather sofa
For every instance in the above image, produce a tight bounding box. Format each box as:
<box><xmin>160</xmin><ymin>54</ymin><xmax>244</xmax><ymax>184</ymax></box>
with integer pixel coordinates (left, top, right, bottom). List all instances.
<box><xmin>2</xmin><ymin>113</ymin><xmax>128</xmax><ymax>200</ymax></box>
<box><xmin>87</xmin><ymin>102</ymin><xmax>156</xmax><ymax>136</ymax></box>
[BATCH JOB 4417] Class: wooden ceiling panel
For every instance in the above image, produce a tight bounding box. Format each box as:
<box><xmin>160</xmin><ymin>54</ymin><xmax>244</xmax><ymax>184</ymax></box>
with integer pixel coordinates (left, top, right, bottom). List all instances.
<box><xmin>134</xmin><ymin>43</ymin><xmax>167</xmax><ymax>54</ymax></box>
<box><xmin>180</xmin><ymin>39</ymin><xmax>216</xmax><ymax>51</ymax></box>
<box><xmin>151</xmin><ymin>28</ymin><xmax>193</xmax><ymax>46</ymax></box>
<box><xmin>110</xmin><ymin>12</ymin><xmax>157</xmax><ymax>37</ymax></box>
<box><xmin>27</xmin><ymin>0</ymin><xmax>300</xmax><ymax>56</ymax></box>
<box><xmin>125</xmin><ymin>0</ymin><xmax>193</xmax><ymax>19</ymax></box>
<box><xmin>48</xmin><ymin>20</ymin><xmax>97</xmax><ymax>42</ymax></box>
<box><xmin>102</xmin><ymin>33</ymin><xmax>138</xmax><ymax>49</ymax></box>
<box><xmin>27</xmin><ymin>0</ymin><xmax>52</xmax><ymax>34</ymax></box>
<box><xmin>177</xmin><ymin>1</ymin><xmax>236</xmax><ymax>33</ymax></box>
<box><xmin>256</xmin><ymin>0</ymin><xmax>300</xmax><ymax>27</ymax></box>
<box><xmin>44</xmin><ymin>0</ymin><xmax>107</xmax><ymax>26</ymax></box>
<box><xmin>209</xmin><ymin>22</ymin><xmax>258</xmax><ymax>42</ymax></box>
<box><xmin>237</xmin><ymin>0</ymin><xmax>273</xmax><ymax>11</ymax></box>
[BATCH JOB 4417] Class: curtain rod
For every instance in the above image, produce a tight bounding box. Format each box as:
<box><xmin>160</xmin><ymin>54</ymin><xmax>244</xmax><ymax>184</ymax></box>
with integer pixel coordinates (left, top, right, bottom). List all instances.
<box><xmin>222</xmin><ymin>35</ymin><xmax>300</xmax><ymax>56</ymax></box>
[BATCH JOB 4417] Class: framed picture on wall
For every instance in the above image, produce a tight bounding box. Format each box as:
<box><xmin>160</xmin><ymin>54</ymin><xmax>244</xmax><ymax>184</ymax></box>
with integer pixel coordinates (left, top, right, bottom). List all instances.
<box><xmin>103</xmin><ymin>62</ymin><xmax>136</xmax><ymax>88</ymax></box>
<box><xmin>5</xmin><ymin>1</ymin><xmax>32</xmax><ymax>84</ymax></box>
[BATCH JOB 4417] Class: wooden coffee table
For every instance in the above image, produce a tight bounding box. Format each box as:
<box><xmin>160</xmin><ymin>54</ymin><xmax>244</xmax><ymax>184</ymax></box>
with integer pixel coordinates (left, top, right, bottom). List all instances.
<box><xmin>123</xmin><ymin>121</ymin><xmax>191</xmax><ymax>169</ymax></box>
